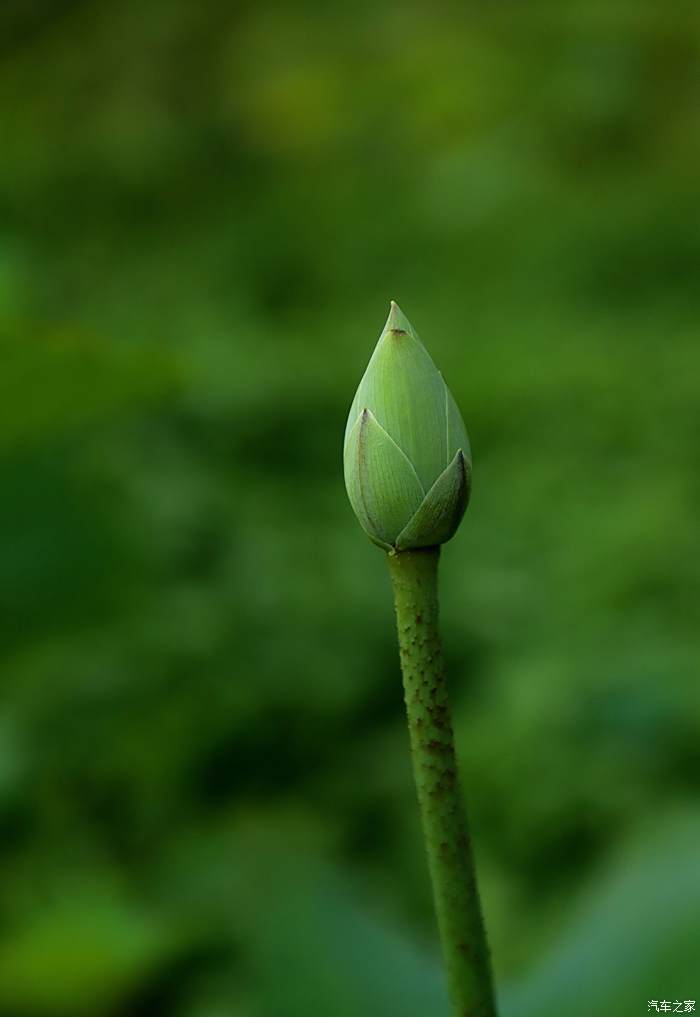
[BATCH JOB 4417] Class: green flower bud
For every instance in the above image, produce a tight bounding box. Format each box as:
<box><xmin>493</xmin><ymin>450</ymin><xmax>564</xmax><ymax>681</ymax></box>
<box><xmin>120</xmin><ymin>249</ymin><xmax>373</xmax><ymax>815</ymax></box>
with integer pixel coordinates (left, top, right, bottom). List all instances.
<box><xmin>344</xmin><ymin>302</ymin><xmax>471</xmax><ymax>552</ymax></box>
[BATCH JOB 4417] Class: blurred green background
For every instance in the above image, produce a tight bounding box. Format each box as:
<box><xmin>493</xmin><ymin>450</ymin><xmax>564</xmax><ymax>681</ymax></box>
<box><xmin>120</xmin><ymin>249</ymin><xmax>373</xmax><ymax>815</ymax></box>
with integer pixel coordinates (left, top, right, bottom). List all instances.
<box><xmin>1</xmin><ymin>2</ymin><xmax>699</xmax><ymax>1015</ymax></box>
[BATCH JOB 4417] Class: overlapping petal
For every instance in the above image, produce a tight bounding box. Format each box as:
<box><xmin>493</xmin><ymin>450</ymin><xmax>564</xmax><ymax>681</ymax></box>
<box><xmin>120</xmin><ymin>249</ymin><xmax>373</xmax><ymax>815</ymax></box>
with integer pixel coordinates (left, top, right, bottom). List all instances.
<box><xmin>396</xmin><ymin>450</ymin><xmax>470</xmax><ymax>550</ymax></box>
<box><xmin>344</xmin><ymin>408</ymin><xmax>425</xmax><ymax>549</ymax></box>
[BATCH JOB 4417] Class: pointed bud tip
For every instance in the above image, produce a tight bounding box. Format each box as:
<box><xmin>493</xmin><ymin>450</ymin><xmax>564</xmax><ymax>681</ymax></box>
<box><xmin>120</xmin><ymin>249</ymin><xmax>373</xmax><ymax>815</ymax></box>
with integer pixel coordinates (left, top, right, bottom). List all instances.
<box><xmin>384</xmin><ymin>300</ymin><xmax>412</xmax><ymax>336</ymax></box>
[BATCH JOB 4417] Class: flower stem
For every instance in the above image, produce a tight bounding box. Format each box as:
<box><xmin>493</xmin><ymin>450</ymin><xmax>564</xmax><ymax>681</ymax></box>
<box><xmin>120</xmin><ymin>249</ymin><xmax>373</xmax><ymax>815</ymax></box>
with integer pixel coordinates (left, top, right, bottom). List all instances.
<box><xmin>386</xmin><ymin>547</ymin><xmax>497</xmax><ymax>1017</ymax></box>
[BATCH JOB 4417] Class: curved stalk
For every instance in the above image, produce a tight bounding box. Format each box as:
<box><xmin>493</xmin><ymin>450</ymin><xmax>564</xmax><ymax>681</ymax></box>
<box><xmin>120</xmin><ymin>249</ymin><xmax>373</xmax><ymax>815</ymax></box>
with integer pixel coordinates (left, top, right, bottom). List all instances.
<box><xmin>387</xmin><ymin>547</ymin><xmax>497</xmax><ymax>1017</ymax></box>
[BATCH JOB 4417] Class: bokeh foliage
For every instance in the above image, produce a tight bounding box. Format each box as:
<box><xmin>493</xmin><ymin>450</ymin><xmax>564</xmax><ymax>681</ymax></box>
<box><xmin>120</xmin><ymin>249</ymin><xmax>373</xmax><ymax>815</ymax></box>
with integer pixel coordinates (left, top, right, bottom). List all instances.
<box><xmin>1</xmin><ymin>2</ymin><xmax>698</xmax><ymax>1015</ymax></box>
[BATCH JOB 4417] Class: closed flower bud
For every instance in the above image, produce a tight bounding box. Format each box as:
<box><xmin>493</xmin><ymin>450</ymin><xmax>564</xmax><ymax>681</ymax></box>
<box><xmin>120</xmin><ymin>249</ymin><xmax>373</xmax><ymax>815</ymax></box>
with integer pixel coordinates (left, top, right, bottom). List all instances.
<box><xmin>344</xmin><ymin>302</ymin><xmax>471</xmax><ymax>551</ymax></box>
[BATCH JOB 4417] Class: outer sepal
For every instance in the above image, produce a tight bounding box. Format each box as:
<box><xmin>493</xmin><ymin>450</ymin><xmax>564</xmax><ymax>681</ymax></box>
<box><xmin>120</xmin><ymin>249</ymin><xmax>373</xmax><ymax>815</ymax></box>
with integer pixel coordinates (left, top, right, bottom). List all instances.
<box><xmin>396</xmin><ymin>450</ymin><xmax>470</xmax><ymax>550</ymax></box>
<box><xmin>344</xmin><ymin>408</ymin><xmax>424</xmax><ymax>550</ymax></box>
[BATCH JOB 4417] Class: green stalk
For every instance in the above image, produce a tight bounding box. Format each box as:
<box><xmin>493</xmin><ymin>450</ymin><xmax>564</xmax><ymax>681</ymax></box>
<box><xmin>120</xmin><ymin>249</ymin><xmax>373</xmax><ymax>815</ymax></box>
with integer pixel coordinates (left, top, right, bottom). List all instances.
<box><xmin>387</xmin><ymin>547</ymin><xmax>497</xmax><ymax>1017</ymax></box>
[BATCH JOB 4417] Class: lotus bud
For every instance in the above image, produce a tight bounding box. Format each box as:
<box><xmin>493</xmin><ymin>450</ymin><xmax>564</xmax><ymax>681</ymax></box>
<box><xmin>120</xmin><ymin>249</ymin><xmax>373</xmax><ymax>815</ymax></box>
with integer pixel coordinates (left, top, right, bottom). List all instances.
<box><xmin>344</xmin><ymin>302</ymin><xmax>471</xmax><ymax>552</ymax></box>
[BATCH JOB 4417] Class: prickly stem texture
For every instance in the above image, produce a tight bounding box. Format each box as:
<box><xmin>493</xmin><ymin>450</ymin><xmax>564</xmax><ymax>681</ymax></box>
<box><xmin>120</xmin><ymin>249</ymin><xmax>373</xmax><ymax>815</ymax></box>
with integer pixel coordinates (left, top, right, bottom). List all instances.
<box><xmin>387</xmin><ymin>547</ymin><xmax>497</xmax><ymax>1017</ymax></box>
